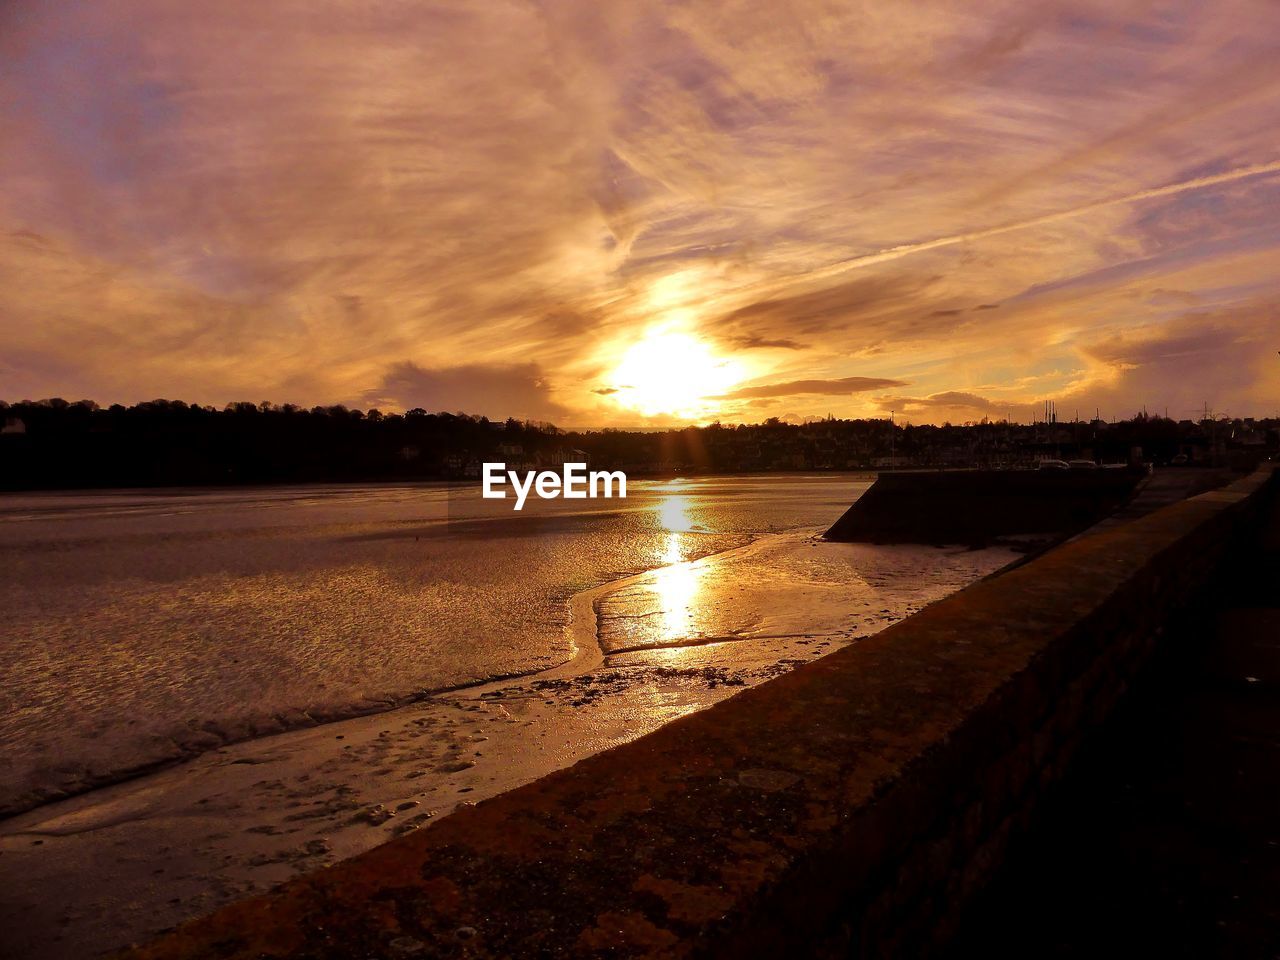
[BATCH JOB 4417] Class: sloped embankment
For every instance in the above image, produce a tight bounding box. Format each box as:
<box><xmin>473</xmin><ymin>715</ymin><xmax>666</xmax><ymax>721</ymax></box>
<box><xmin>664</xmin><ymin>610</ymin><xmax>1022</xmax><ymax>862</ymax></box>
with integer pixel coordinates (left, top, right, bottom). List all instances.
<box><xmin>825</xmin><ymin>468</ymin><xmax>1142</xmax><ymax>544</ymax></box>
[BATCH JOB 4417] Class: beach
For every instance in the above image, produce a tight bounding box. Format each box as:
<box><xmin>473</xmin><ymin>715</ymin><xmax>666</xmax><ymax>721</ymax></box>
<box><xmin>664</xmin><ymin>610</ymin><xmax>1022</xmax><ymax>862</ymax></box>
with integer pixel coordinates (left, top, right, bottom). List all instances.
<box><xmin>0</xmin><ymin>479</ymin><xmax>1016</xmax><ymax>959</ymax></box>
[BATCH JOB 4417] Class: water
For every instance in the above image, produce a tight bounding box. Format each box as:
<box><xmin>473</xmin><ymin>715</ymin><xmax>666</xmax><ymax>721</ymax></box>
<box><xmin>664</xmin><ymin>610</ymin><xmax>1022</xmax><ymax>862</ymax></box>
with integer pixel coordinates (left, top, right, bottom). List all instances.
<box><xmin>0</xmin><ymin>475</ymin><xmax>1025</xmax><ymax>960</ymax></box>
<box><xmin>0</xmin><ymin>475</ymin><xmax>876</xmax><ymax>814</ymax></box>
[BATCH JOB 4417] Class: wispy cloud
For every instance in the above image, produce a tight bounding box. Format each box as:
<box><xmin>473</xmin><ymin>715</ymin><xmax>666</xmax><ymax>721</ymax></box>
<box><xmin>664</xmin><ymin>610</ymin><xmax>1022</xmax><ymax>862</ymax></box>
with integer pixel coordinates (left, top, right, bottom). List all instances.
<box><xmin>721</xmin><ymin>376</ymin><xmax>908</xmax><ymax>400</ymax></box>
<box><xmin>876</xmin><ymin>391</ymin><xmax>1002</xmax><ymax>415</ymax></box>
<box><xmin>367</xmin><ymin>362</ymin><xmax>570</xmax><ymax>422</ymax></box>
<box><xmin>785</xmin><ymin>160</ymin><xmax>1280</xmax><ymax>287</ymax></box>
<box><xmin>2</xmin><ymin>0</ymin><xmax>1279</xmax><ymax>422</ymax></box>
<box><xmin>729</xmin><ymin>335</ymin><xmax>809</xmax><ymax>351</ymax></box>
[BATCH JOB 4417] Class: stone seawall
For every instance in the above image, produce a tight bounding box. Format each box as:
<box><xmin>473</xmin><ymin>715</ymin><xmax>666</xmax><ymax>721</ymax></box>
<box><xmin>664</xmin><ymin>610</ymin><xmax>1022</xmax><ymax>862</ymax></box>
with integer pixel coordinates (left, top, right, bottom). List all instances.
<box><xmin>125</xmin><ymin>465</ymin><xmax>1277</xmax><ymax>960</ymax></box>
<box><xmin>825</xmin><ymin>468</ymin><xmax>1143</xmax><ymax>544</ymax></box>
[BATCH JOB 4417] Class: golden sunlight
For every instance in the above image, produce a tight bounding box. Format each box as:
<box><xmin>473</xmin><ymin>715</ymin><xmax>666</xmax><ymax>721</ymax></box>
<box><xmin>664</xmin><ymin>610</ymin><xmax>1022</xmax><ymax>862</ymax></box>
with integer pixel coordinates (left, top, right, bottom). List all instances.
<box><xmin>651</xmin><ymin>490</ymin><xmax>702</xmax><ymax>640</ymax></box>
<box><xmin>652</xmin><ymin>536</ymin><xmax>703</xmax><ymax>640</ymax></box>
<box><xmin>657</xmin><ymin>490</ymin><xmax>694</xmax><ymax>535</ymax></box>
<box><xmin>608</xmin><ymin>328</ymin><xmax>746</xmax><ymax>419</ymax></box>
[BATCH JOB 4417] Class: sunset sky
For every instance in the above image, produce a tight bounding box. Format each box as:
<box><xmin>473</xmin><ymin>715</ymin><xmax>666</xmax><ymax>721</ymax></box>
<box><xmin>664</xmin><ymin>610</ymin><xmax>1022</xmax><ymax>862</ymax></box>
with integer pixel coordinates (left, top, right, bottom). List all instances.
<box><xmin>2</xmin><ymin>0</ymin><xmax>1279</xmax><ymax>426</ymax></box>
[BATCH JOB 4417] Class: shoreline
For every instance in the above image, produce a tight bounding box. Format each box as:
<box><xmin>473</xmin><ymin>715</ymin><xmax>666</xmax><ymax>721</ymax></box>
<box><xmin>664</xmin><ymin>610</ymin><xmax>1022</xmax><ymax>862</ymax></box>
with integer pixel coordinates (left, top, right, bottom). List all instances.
<box><xmin>0</xmin><ymin>531</ymin><xmax>755</xmax><ymax>819</ymax></box>
<box><xmin>0</xmin><ymin>530</ymin><xmax>806</xmax><ymax>821</ymax></box>
<box><xmin>0</xmin><ymin>533</ymin><xmax>1016</xmax><ymax>960</ymax></box>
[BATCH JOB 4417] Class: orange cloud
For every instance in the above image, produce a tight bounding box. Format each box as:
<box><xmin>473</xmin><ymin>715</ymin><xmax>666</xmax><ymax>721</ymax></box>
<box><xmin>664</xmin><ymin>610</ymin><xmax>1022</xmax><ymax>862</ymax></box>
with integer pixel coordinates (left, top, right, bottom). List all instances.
<box><xmin>2</xmin><ymin>0</ymin><xmax>1279</xmax><ymax>424</ymax></box>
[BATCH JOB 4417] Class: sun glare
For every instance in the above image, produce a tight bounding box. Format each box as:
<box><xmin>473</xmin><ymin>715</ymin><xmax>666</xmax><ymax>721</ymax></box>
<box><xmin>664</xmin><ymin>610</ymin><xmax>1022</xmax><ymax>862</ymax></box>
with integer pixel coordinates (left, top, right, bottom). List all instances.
<box><xmin>608</xmin><ymin>329</ymin><xmax>744</xmax><ymax>418</ymax></box>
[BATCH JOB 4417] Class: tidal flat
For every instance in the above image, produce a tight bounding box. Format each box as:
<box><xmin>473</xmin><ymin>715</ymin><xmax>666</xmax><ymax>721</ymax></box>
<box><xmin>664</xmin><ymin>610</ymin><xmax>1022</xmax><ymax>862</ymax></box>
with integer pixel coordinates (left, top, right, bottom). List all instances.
<box><xmin>0</xmin><ymin>477</ymin><xmax>1015</xmax><ymax>959</ymax></box>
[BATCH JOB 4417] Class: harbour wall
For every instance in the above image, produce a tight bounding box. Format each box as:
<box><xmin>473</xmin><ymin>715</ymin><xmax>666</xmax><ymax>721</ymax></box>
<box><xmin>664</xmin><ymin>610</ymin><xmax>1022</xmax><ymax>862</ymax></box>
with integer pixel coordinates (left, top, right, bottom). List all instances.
<box><xmin>824</xmin><ymin>467</ymin><xmax>1143</xmax><ymax>544</ymax></box>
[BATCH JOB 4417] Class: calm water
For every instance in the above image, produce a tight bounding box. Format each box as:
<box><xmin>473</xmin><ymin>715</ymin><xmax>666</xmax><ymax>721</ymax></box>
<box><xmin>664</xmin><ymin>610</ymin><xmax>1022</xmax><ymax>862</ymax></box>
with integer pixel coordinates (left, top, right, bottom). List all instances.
<box><xmin>0</xmin><ymin>475</ymin><xmax>872</xmax><ymax>813</ymax></box>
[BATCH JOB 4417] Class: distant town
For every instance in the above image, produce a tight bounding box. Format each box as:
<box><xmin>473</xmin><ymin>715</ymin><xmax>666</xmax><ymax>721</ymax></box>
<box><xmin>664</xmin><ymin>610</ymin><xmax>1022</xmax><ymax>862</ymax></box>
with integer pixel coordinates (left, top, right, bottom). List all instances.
<box><xmin>1</xmin><ymin>398</ymin><xmax>1276</xmax><ymax>490</ymax></box>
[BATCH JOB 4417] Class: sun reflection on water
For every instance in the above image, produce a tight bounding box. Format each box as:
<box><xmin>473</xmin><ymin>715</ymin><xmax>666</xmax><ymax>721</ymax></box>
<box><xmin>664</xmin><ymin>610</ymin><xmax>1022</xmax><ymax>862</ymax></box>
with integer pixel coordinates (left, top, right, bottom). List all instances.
<box><xmin>652</xmin><ymin>491</ymin><xmax>704</xmax><ymax>642</ymax></box>
<box><xmin>658</xmin><ymin>493</ymin><xmax>694</xmax><ymax>535</ymax></box>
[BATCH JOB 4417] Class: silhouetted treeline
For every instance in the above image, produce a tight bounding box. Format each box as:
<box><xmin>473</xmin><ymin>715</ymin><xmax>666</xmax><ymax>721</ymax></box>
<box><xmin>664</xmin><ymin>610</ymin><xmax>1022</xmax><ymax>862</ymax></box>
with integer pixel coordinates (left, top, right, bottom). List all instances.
<box><xmin>0</xmin><ymin>398</ymin><xmax>1275</xmax><ymax>490</ymax></box>
<box><xmin>0</xmin><ymin>399</ymin><xmax>510</xmax><ymax>489</ymax></box>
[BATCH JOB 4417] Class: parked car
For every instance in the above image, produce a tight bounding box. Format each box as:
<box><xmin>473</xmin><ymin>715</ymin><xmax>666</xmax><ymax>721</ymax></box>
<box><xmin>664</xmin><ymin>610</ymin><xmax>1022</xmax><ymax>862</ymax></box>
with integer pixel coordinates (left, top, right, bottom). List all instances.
<box><xmin>1068</xmin><ymin>459</ymin><xmax>1098</xmax><ymax>470</ymax></box>
<box><xmin>1037</xmin><ymin>459</ymin><xmax>1071</xmax><ymax>471</ymax></box>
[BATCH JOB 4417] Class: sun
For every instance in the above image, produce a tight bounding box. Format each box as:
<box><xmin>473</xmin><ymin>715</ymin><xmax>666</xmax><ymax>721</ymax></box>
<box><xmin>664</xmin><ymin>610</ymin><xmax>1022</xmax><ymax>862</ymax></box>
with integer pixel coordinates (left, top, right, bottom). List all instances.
<box><xmin>608</xmin><ymin>329</ymin><xmax>744</xmax><ymax>418</ymax></box>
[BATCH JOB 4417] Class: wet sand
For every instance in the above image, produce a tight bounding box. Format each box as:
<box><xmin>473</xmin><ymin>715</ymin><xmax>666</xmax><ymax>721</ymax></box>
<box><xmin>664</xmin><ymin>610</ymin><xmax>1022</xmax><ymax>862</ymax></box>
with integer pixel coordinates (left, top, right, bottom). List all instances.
<box><xmin>0</xmin><ymin>478</ymin><xmax>843</xmax><ymax>816</ymax></box>
<box><xmin>0</xmin><ymin>531</ymin><xmax>1015</xmax><ymax>960</ymax></box>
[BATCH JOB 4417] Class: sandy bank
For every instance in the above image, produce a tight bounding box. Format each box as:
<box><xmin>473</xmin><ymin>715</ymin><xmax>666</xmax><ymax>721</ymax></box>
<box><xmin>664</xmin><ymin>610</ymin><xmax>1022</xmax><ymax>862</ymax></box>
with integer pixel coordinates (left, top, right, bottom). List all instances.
<box><xmin>0</xmin><ymin>534</ymin><xmax>1014</xmax><ymax>960</ymax></box>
